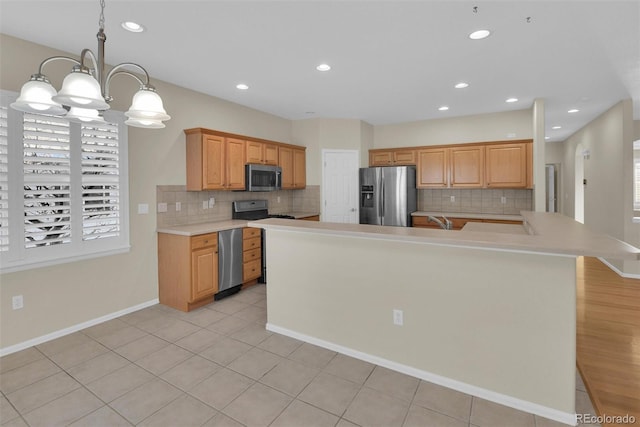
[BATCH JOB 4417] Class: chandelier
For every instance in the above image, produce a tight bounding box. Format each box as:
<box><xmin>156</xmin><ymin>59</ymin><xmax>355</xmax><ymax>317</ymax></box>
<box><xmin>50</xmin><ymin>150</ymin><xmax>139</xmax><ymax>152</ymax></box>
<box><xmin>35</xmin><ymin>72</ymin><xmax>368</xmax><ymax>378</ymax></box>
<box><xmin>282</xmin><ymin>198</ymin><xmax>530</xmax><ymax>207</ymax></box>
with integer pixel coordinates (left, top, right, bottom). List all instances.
<box><xmin>10</xmin><ymin>0</ymin><xmax>170</xmax><ymax>128</ymax></box>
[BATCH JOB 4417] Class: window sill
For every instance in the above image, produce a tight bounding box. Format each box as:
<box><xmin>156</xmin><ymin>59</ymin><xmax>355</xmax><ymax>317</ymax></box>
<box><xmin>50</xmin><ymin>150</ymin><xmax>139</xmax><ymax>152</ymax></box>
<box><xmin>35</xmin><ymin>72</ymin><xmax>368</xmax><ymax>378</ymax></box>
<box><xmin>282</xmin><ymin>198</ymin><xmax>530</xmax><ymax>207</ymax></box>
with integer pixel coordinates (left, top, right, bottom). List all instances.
<box><xmin>0</xmin><ymin>246</ymin><xmax>131</xmax><ymax>274</ymax></box>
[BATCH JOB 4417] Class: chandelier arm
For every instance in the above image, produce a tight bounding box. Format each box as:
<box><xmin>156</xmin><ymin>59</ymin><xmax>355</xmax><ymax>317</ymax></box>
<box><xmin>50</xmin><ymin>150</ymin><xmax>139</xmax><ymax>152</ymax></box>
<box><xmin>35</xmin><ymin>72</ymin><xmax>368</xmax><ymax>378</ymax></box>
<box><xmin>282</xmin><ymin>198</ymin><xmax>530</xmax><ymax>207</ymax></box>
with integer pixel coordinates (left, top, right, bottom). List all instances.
<box><xmin>79</xmin><ymin>48</ymin><xmax>100</xmax><ymax>74</ymax></box>
<box><xmin>103</xmin><ymin>69</ymin><xmax>146</xmax><ymax>102</ymax></box>
<box><xmin>37</xmin><ymin>56</ymin><xmax>82</xmax><ymax>75</ymax></box>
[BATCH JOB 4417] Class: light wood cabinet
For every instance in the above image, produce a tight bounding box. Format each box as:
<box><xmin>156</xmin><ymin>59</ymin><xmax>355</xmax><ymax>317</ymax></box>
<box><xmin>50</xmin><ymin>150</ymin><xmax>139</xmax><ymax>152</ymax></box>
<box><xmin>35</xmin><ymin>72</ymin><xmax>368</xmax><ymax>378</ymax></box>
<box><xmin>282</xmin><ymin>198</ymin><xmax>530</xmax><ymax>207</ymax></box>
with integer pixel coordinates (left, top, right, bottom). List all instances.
<box><xmin>370</xmin><ymin>149</ymin><xmax>416</xmax><ymax>166</ymax></box>
<box><xmin>417</xmin><ymin>148</ymin><xmax>448</xmax><ymax>188</ymax></box>
<box><xmin>280</xmin><ymin>146</ymin><xmax>307</xmax><ymax>189</ymax></box>
<box><xmin>158</xmin><ymin>232</ymin><xmax>218</xmax><ymax>312</ymax></box>
<box><xmin>485</xmin><ymin>143</ymin><xmax>527</xmax><ymax>188</ymax></box>
<box><xmin>246</xmin><ymin>141</ymin><xmax>279</xmax><ymax>166</ymax></box>
<box><xmin>185</xmin><ymin>129</ymin><xmax>246</xmax><ymax>191</ymax></box>
<box><xmin>449</xmin><ymin>146</ymin><xmax>484</xmax><ymax>188</ymax></box>
<box><xmin>242</xmin><ymin>227</ymin><xmax>262</xmax><ymax>284</ymax></box>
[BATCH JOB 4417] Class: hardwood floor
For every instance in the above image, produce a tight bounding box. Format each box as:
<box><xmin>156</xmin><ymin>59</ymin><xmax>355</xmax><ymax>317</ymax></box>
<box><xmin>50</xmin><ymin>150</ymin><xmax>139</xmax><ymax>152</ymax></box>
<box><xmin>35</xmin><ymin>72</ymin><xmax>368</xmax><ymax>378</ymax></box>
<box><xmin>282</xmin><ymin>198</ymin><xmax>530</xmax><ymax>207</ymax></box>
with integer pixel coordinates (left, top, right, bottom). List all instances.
<box><xmin>576</xmin><ymin>257</ymin><xmax>640</xmax><ymax>425</ymax></box>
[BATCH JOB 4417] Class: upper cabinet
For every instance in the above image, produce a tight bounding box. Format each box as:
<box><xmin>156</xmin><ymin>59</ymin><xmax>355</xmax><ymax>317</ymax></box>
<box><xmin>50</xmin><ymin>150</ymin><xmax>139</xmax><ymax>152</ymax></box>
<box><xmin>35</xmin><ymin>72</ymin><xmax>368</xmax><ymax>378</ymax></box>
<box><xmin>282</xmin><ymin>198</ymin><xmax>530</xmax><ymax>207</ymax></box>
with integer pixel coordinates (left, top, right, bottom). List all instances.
<box><xmin>370</xmin><ymin>149</ymin><xmax>416</xmax><ymax>166</ymax></box>
<box><xmin>485</xmin><ymin>143</ymin><xmax>528</xmax><ymax>188</ymax></box>
<box><xmin>279</xmin><ymin>146</ymin><xmax>306</xmax><ymax>189</ymax></box>
<box><xmin>185</xmin><ymin>129</ymin><xmax>245</xmax><ymax>191</ymax></box>
<box><xmin>389</xmin><ymin>140</ymin><xmax>532</xmax><ymax>189</ymax></box>
<box><xmin>246</xmin><ymin>141</ymin><xmax>279</xmax><ymax>166</ymax></box>
<box><xmin>185</xmin><ymin>128</ymin><xmax>306</xmax><ymax>191</ymax></box>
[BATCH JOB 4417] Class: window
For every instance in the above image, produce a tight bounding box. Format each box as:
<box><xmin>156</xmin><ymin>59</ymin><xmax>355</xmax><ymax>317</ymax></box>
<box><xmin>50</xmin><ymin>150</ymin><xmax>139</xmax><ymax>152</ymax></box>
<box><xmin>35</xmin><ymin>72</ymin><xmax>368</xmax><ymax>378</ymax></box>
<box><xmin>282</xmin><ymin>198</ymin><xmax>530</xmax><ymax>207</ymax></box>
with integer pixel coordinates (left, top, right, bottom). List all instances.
<box><xmin>0</xmin><ymin>91</ymin><xmax>129</xmax><ymax>272</ymax></box>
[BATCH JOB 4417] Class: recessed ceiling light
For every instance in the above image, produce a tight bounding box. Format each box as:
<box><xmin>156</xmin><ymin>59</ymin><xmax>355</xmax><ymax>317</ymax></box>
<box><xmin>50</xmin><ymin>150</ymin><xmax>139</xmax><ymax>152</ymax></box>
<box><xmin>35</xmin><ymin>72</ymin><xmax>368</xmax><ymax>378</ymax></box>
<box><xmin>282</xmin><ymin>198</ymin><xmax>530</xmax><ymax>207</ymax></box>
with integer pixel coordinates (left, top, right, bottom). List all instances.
<box><xmin>469</xmin><ymin>29</ymin><xmax>491</xmax><ymax>40</ymax></box>
<box><xmin>316</xmin><ymin>64</ymin><xmax>331</xmax><ymax>72</ymax></box>
<box><xmin>552</xmin><ymin>125</ymin><xmax>562</xmax><ymax>130</ymax></box>
<box><xmin>454</xmin><ymin>82</ymin><xmax>469</xmax><ymax>89</ymax></box>
<box><xmin>121</xmin><ymin>21</ymin><xmax>145</xmax><ymax>33</ymax></box>
<box><xmin>568</xmin><ymin>109</ymin><xmax>579</xmax><ymax>113</ymax></box>
<box><xmin>505</xmin><ymin>98</ymin><xmax>518</xmax><ymax>103</ymax></box>
<box><xmin>545</xmin><ymin>136</ymin><xmax>550</xmax><ymax>140</ymax></box>
<box><xmin>236</xmin><ymin>84</ymin><xmax>249</xmax><ymax>90</ymax></box>
<box><xmin>438</xmin><ymin>106</ymin><xmax>449</xmax><ymax>111</ymax></box>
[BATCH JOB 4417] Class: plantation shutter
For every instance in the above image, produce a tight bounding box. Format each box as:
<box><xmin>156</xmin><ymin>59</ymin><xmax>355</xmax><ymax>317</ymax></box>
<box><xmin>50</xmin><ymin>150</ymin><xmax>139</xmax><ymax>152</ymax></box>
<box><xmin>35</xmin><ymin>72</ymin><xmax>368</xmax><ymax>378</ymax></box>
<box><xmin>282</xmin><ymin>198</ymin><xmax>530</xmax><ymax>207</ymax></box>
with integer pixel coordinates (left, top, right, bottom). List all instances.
<box><xmin>0</xmin><ymin>106</ymin><xmax>8</xmax><ymax>251</ymax></box>
<box><xmin>81</xmin><ymin>122</ymin><xmax>121</xmax><ymax>240</ymax></box>
<box><xmin>22</xmin><ymin>113</ymin><xmax>71</xmax><ymax>249</ymax></box>
<box><xmin>635</xmin><ymin>159</ymin><xmax>640</xmax><ymax>211</ymax></box>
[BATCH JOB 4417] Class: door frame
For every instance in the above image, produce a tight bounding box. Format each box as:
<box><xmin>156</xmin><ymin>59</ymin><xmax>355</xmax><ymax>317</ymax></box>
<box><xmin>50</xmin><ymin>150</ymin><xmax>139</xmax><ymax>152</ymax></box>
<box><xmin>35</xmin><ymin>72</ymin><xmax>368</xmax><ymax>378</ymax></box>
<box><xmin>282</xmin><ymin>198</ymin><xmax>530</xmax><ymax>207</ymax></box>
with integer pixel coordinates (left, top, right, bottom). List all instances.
<box><xmin>321</xmin><ymin>149</ymin><xmax>360</xmax><ymax>223</ymax></box>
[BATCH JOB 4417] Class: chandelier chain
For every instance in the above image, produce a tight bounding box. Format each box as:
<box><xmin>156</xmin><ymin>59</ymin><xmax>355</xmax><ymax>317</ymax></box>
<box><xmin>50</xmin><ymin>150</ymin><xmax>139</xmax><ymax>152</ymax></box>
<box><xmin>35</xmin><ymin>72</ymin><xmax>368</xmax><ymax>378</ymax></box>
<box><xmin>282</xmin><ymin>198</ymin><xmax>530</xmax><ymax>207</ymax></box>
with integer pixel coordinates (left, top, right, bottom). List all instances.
<box><xmin>99</xmin><ymin>0</ymin><xmax>106</xmax><ymax>30</ymax></box>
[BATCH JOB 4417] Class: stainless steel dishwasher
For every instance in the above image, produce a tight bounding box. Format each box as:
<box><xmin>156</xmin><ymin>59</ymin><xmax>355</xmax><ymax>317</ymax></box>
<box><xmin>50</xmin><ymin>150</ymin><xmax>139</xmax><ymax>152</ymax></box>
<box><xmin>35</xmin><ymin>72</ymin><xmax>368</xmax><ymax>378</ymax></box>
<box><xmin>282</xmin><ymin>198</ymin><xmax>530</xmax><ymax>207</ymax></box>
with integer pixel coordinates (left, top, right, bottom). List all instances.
<box><xmin>216</xmin><ymin>228</ymin><xmax>243</xmax><ymax>299</ymax></box>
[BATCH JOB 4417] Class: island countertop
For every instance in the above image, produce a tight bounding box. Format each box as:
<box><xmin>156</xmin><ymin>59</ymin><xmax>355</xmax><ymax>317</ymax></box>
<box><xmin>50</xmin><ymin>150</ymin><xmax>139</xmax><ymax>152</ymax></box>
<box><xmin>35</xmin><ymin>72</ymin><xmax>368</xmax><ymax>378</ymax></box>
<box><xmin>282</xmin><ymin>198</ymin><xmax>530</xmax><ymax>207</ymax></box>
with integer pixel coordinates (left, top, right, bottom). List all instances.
<box><xmin>249</xmin><ymin>211</ymin><xmax>640</xmax><ymax>260</ymax></box>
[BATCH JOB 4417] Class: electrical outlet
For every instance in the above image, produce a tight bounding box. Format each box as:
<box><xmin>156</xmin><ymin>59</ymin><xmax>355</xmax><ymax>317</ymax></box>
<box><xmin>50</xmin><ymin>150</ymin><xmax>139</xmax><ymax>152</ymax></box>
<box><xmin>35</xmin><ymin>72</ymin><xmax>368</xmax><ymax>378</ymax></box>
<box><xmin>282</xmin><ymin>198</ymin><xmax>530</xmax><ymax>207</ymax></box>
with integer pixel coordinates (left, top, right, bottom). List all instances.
<box><xmin>12</xmin><ymin>295</ymin><xmax>24</xmax><ymax>310</ymax></box>
<box><xmin>209</xmin><ymin>197</ymin><xmax>215</xmax><ymax>208</ymax></box>
<box><xmin>501</xmin><ymin>196</ymin><xmax>506</xmax><ymax>204</ymax></box>
<box><xmin>450</xmin><ymin>195</ymin><xmax>455</xmax><ymax>203</ymax></box>
<box><xmin>277</xmin><ymin>196</ymin><xmax>281</xmax><ymax>203</ymax></box>
<box><xmin>202</xmin><ymin>200</ymin><xmax>208</xmax><ymax>209</ymax></box>
<box><xmin>393</xmin><ymin>309</ymin><xmax>403</xmax><ymax>326</ymax></box>
<box><xmin>175</xmin><ymin>202</ymin><xmax>181</xmax><ymax>212</ymax></box>
<box><xmin>157</xmin><ymin>202</ymin><xmax>167</xmax><ymax>213</ymax></box>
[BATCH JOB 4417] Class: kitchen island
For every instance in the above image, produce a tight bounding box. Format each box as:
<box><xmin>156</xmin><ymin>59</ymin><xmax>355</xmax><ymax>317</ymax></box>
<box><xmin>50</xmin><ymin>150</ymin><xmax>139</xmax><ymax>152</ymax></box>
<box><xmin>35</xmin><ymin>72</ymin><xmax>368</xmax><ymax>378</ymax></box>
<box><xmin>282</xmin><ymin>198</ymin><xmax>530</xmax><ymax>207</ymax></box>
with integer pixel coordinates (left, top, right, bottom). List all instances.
<box><xmin>248</xmin><ymin>212</ymin><xmax>640</xmax><ymax>426</ymax></box>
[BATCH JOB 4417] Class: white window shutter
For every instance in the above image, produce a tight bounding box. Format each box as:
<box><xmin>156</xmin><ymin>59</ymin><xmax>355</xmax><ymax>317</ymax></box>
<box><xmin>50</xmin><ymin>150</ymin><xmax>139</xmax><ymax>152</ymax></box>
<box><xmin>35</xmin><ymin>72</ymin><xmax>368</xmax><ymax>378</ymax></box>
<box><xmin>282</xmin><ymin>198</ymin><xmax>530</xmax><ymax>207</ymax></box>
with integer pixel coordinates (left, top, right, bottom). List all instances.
<box><xmin>0</xmin><ymin>105</ymin><xmax>8</xmax><ymax>251</ymax></box>
<box><xmin>22</xmin><ymin>113</ymin><xmax>72</xmax><ymax>249</ymax></box>
<box><xmin>81</xmin><ymin>122</ymin><xmax>121</xmax><ymax>241</ymax></box>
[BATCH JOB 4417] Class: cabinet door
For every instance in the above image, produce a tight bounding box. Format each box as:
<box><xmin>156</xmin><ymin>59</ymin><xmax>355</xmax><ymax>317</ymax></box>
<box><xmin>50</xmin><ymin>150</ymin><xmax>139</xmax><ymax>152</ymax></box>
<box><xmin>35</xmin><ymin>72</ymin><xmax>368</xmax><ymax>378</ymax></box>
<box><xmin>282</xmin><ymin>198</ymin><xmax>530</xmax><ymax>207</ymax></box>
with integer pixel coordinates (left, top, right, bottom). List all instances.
<box><xmin>202</xmin><ymin>135</ymin><xmax>225</xmax><ymax>189</ymax></box>
<box><xmin>246</xmin><ymin>141</ymin><xmax>264</xmax><ymax>164</ymax></box>
<box><xmin>393</xmin><ymin>150</ymin><xmax>416</xmax><ymax>165</ymax></box>
<box><xmin>279</xmin><ymin>146</ymin><xmax>294</xmax><ymax>189</ymax></box>
<box><xmin>417</xmin><ymin>148</ymin><xmax>448</xmax><ymax>188</ymax></box>
<box><xmin>485</xmin><ymin>143</ymin><xmax>527</xmax><ymax>188</ymax></box>
<box><xmin>450</xmin><ymin>146</ymin><xmax>484</xmax><ymax>188</ymax></box>
<box><xmin>370</xmin><ymin>151</ymin><xmax>393</xmax><ymax>166</ymax></box>
<box><xmin>293</xmin><ymin>148</ymin><xmax>306</xmax><ymax>188</ymax></box>
<box><xmin>226</xmin><ymin>138</ymin><xmax>246</xmax><ymax>190</ymax></box>
<box><xmin>264</xmin><ymin>143</ymin><xmax>279</xmax><ymax>166</ymax></box>
<box><xmin>191</xmin><ymin>246</ymin><xmax>218</xmax><ymax>301</ymax></box>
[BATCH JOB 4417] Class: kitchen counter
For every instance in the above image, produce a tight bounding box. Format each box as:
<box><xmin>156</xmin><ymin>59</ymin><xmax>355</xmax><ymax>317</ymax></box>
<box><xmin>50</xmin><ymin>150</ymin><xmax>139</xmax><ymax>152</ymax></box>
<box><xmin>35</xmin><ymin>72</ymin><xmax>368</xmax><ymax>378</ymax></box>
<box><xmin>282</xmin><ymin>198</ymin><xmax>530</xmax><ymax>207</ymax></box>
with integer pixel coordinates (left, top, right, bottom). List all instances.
<box><xmin>250</xmin><ymin>211</ymin><xmax>640</xmax><ymax>260</ymax></box>
<box><xmin>285</xmin><ymin>211</ymin><xmax>319</xmax><ymax>219</ymax></box>
<box><xmin>412</xmin><ymin>211</ymin><xmax>523</xmax><ymax>222</ymax></box>
<box><xmin>157</xmin><ymin>220</ymin><xmax>249</xmax><ymax>236</ymax></box>
<box><xmin>249</xmin><ymin>211</ymin><xmax>635</xmax><ymax>424</ymax></box>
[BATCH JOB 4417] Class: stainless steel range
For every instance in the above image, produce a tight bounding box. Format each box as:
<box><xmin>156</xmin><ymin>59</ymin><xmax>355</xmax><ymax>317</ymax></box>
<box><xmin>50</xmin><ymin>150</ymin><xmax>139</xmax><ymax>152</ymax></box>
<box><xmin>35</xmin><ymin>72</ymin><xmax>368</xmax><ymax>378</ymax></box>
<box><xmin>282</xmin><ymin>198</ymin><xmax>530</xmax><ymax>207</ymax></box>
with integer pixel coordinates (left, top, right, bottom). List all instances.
<box><xmin>232</xmin><ymin>200</ymin><xmax>294</xmax><ymax>283</ymax></box>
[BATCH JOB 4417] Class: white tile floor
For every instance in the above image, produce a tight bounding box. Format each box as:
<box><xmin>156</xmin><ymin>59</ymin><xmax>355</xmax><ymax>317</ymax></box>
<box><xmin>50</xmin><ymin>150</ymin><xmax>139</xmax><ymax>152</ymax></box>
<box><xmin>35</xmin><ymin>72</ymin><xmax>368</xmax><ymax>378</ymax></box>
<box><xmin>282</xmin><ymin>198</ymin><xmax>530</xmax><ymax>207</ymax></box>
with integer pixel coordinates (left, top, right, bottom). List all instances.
<box><xmin>0</xmin><ymin>284</ymin><xmax>598</xmax><ymax>426</ymax></box>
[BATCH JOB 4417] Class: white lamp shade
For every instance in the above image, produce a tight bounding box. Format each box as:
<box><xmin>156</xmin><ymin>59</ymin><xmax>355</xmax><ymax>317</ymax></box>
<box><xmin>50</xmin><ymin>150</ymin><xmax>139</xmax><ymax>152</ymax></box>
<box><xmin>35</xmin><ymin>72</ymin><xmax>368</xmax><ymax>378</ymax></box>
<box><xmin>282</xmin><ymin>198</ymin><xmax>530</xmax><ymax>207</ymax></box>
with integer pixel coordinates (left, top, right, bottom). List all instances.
<box><xmin>125</xmin><ymin>88</ymin><xmax>170</xmax><ymax>121</ymax></box>
<box><xmin>65</xmin><ymin>107</ymin><xmax>106</xmax><ymax>124</ymax></box>
<box><xmin>52</xmin><ymin>70</ymin><xmax>110</xmax><ymax>110</ymax></box>
<box><xmin>10</xmin><ymin>78</ymin><xmax>67</xmax><ymax>115</ymax></box>
<box><xmin>125</xmin><ymin>117</ymin><xmax>166</xmax><ymax>129</ymax></box>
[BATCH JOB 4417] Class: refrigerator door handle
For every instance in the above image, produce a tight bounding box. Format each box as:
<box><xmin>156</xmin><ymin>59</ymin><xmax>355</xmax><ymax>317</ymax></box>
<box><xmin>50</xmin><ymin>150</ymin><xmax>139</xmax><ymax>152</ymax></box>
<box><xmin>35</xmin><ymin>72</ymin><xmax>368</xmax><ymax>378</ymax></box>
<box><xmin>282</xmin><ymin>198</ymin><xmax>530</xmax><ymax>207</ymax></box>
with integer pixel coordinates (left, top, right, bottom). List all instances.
<box><xmin>379</xmin><ymin>175</ymin><xmax>385</xmax><ymax>219</ymax></box>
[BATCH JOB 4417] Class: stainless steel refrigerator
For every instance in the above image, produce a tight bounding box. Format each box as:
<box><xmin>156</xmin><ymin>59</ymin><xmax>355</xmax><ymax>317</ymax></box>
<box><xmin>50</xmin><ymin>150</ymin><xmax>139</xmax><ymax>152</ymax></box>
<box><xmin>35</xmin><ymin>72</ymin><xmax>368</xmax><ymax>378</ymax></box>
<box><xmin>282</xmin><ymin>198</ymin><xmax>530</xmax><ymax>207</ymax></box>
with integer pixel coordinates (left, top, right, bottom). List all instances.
<box><xmin>359</xmin><ymin>166</ymin><xmax>417</xmax><ymax>226</ymax></box>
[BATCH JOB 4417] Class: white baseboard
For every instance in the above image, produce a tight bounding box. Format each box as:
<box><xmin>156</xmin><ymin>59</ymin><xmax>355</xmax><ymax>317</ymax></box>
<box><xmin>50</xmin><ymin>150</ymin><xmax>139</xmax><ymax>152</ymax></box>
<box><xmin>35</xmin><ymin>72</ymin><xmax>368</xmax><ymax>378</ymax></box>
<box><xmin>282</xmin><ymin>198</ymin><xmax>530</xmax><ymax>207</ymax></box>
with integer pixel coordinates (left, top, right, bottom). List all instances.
<box><xmin>598</xmin><ymin>257</ymin><xmax>640</xmax><ymax>279</ymax></box>
<box><xmin>266</xmin><ymin>323</ymin><xmax>577</xmax><ymax>427</ymax></box>
<box><xmin>0</xmin><ymin>299</ymin><xmax>159</xmax><ymax>357</ymax></box>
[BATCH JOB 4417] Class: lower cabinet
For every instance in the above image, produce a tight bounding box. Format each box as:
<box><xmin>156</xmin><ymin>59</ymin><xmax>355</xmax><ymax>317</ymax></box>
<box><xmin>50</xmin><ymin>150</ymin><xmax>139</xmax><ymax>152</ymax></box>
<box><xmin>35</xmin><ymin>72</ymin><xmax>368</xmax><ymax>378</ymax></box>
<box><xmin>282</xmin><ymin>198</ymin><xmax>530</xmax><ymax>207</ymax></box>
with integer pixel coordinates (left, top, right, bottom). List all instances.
<box><xmin>158</xmin><ymin>232</ymin><xmax>219</xmax><ymax>312</ymax></box>
<box><xmin>242</xmin><ymin>227</ymin><xmax>262</xmax><ymax>284</ymax></box>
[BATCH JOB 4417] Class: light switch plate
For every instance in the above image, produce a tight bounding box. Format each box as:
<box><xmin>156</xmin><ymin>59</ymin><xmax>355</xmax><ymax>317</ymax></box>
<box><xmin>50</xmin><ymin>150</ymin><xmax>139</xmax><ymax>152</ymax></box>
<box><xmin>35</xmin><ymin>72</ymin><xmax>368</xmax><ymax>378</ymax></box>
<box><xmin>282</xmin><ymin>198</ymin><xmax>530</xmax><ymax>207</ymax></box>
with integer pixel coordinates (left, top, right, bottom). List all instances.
<box><xmin>176</xmin><ymin>202</ymin><xmax>181</xmax><ymax>211</ymax></box>
<box><xmin>138</xmin><ymin>204</ymin><xmax>149</xmax><ymax>214</ymax></box>
<box><xmin>157</xmin><ymin>202</ymin><xmax>168</xmax><ymax>213</ymax></box>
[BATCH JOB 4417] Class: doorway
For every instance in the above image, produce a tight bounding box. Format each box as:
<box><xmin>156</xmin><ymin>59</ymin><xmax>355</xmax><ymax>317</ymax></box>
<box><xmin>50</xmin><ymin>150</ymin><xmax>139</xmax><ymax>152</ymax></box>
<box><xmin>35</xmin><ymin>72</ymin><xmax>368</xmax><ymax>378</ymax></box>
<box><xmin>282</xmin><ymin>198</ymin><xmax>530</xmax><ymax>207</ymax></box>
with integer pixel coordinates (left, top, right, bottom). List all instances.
<box><xmin>321</xmin><ymin>149</ymin><xmax>359</xmax><ymax>223</ymax></box>
<box><xmin>575</xmin><ymin>144</ymin><xmax>585</xmax><ymax>223</ymax></box>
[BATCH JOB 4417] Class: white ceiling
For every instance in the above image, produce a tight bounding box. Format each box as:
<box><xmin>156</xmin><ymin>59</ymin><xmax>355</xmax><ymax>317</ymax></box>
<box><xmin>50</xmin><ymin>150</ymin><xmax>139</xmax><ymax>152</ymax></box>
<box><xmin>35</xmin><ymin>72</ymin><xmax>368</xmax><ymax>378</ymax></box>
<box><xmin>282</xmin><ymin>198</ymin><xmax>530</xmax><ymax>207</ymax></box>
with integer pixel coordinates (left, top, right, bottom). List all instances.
<box><xmin>1</xmin><ymin>0</ymin><xmax>638</xmax><ymax>143</ymax></box>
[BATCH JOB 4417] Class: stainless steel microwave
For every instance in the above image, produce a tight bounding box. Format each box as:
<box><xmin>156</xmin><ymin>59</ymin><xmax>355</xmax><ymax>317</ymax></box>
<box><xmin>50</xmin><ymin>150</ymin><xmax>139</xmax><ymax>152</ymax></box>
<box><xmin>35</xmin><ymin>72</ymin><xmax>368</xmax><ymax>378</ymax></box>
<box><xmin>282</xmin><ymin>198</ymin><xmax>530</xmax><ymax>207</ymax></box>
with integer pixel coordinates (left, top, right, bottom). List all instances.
<box><xmin>245</xmin><ymin>164</ymin><xmax>282</xmax><ymax>191</ymax></box>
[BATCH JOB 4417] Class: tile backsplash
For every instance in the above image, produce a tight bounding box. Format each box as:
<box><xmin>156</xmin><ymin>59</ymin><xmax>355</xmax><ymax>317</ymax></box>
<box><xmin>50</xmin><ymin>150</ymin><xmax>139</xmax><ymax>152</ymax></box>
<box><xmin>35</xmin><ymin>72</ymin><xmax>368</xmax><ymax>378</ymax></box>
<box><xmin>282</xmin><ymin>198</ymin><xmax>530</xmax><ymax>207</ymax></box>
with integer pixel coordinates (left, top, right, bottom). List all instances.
<box><xmin>418</xmin><ymin>188</ymin><xmax>533</xmax><ymax>215</ymax></box>
<box><xmin>156</xmin><ymin>185</ymin><xmax>321</xmax><ymax>227</ymax></box>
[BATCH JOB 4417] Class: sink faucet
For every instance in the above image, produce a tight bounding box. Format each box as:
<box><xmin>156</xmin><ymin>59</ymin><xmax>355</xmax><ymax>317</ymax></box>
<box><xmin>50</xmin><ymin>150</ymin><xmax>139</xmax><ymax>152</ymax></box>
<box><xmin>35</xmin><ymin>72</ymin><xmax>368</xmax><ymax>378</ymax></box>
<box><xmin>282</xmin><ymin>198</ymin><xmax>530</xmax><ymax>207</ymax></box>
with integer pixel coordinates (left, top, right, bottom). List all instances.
<box><xmin>427</xmin><ymin>215</ymin><xmax>452</xmax><ymax>230</ymax></box>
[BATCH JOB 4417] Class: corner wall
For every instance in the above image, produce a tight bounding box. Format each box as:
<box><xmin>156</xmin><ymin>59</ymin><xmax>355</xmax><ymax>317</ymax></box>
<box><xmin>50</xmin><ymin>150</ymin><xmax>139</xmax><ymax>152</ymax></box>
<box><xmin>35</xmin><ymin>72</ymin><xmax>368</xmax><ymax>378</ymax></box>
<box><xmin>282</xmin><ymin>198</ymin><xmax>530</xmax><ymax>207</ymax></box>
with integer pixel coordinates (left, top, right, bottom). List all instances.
<box><xmin>0</xmin><ymin>34</ymin><xmax>292</xmax><ymax>350</ymax></box>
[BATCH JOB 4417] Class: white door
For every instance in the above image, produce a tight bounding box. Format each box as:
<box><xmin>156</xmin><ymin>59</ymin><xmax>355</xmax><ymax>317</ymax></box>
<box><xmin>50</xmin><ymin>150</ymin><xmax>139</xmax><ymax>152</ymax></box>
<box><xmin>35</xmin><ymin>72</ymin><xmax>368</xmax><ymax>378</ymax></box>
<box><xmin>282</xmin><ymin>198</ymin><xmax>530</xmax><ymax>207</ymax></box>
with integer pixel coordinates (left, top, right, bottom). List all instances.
<box><xmin>322</xmin><ymin>150</ymin><xmax>359</xmax><ymax>223</ymax></box>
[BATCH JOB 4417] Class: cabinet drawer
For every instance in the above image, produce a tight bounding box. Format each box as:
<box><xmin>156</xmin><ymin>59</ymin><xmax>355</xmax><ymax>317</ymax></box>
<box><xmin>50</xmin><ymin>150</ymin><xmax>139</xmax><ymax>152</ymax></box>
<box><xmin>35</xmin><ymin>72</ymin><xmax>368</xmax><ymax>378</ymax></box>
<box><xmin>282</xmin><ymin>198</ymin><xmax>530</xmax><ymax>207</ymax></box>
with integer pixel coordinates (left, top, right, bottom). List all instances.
<box><xmin>243</xmin><ymin>259</ymin><xmax>262</xmax><ymax>281</ymax></box>
<box><xmin>243</xmin><ymin>236</ymin><xmax>261</xmax><ymax>250</ymax></box>
<box><xmin>243</xmin><ymin>227</ymin><xmax>261</xmax><ymax>239</ymax></box>
<box><xmin>243</xmin><ymin>247</ymin><xmax>261</xmax><ymax>263</ymax></box>
<box><xmin>191</xmin><ymin>233</ymin><xmax>217</xmax><ymax>250</ymax></box>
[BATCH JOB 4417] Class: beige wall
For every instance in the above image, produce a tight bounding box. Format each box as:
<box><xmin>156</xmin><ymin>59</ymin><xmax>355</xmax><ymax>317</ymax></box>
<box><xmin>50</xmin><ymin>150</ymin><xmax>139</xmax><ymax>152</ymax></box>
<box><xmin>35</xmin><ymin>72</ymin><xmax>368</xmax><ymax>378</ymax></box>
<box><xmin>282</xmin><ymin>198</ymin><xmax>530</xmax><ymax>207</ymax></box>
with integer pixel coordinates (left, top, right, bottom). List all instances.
<box><xmin>555</xmin><ymin>100</ymin><xmax>639</xmax><ymax>274</ymax></box>
<box><xmin>265</xmin><ymin>227</ymin><xmax>576</xmax><ymax>421</ymax></box>
<box><xmin>0</xmin><ymin>34</ymin><xmax>292</xmax><ymax>349</ymax></box>
<box><xmin>373</xmin><ymin>109</ymin><xmax>533</xmax><ymax>148</ymax></box>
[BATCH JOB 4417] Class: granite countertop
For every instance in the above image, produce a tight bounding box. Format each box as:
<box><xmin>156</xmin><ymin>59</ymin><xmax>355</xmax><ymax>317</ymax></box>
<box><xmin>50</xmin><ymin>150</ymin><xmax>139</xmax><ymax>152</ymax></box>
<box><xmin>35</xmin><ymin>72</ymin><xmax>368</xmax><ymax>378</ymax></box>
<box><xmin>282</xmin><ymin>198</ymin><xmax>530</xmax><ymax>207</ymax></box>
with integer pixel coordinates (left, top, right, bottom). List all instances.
<box><xmin>412</xmin><ymin>211</ymin><xmax>522</xmax><ymax>222</ymax></box>
<box><xmin>248</xmin><ymin>211</ymin><xmax>640</xmax><ymax>260</ymax></box>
